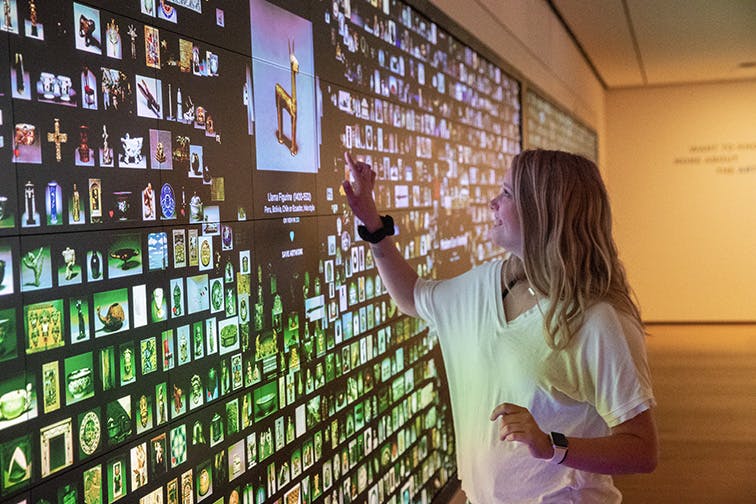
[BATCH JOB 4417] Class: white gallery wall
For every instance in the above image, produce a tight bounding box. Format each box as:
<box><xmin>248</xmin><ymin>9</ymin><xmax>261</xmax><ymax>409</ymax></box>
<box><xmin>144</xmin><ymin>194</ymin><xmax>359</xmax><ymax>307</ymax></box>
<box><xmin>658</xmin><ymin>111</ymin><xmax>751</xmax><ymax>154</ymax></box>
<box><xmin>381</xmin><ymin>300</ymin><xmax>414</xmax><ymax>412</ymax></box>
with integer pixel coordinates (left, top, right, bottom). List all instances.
<box><xmin>606</xmin><ymin>80</ymin><xmax>756</xmax><ymax>321</ymax></box>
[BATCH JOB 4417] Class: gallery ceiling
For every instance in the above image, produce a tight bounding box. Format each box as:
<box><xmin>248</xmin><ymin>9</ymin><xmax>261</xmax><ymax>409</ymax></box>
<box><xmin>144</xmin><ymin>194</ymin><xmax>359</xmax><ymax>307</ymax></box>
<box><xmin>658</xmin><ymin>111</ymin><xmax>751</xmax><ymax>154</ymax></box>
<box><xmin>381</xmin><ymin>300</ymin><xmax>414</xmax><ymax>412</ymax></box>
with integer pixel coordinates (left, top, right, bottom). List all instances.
<box><xmin>550</xmin><ymin>0</ymin><xmax>756</xmax><ymax>88</ymax></box>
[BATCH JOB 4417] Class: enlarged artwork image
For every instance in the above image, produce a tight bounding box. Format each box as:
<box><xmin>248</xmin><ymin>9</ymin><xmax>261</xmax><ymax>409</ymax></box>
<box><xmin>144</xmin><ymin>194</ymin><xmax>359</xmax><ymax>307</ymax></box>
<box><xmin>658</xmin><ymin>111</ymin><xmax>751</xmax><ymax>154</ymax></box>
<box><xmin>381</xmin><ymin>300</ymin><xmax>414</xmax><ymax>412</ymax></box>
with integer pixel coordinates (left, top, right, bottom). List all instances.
<box><xmin>250</xmin><ymin>0</ymin><xmax>318</xmax><ymax>173</ymax></box>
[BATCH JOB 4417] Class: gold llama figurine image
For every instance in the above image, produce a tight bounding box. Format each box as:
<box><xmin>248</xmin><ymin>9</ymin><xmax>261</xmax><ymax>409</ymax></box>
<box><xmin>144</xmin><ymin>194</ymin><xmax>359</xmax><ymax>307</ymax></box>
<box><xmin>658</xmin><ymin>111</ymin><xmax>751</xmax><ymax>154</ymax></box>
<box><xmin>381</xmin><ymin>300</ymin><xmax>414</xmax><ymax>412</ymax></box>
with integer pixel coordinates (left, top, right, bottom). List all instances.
<box><xmin>275</xmin><ymin>39</ymin><xmax>299</xmax><ymax>155</ymax></box>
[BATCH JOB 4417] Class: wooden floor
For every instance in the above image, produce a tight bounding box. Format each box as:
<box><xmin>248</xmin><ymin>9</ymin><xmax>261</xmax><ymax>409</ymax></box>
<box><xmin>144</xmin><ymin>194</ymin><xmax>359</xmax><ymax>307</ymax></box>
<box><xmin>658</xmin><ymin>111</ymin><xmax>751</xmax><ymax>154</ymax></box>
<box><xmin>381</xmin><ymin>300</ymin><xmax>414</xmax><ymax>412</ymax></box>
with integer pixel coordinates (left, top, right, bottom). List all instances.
<box><xmin>447</xmin><ymin>323</ymin><xmax>756</xmax><ymax>503</ymax></box>
<box><xmin>614</xmin><ymin>323</ymin><xmax>756</xmax><ymax>503</ymax></box>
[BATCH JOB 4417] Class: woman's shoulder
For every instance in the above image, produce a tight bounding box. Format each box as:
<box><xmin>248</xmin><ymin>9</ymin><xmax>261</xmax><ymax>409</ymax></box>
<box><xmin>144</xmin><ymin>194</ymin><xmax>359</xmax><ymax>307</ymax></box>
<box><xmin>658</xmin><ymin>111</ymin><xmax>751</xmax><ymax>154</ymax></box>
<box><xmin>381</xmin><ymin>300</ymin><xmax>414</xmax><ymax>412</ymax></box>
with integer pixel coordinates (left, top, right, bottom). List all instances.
<box><xmin>416</xmin><ymin>258</ymin><xmax>502</xmax><ymax>300</ymax></box>
<box><xmin>580</xmin><ymin>301</ymin><xmax>644</xmax><ymax>342</ymax></box>
<box><xmin>434</xmin><ymin>257</ymin><xmax>503</xmax><ymax>283</ymax></box>
<box><xmin>470</xmin><ymin>257</ymin><xmax>505</xmax><ymax>276</ymax></box>
<box><xmin>584</xmin><ymin>301</ymin><xmax>620</xmax><ymax>321</ymax></box>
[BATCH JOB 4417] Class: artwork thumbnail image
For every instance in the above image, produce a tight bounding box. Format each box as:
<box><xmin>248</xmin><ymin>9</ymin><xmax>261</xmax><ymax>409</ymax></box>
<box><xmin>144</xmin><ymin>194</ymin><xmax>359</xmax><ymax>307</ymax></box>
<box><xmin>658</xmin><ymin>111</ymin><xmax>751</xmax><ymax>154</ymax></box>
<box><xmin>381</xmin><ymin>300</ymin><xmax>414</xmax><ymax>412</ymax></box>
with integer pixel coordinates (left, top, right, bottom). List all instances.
<box><xmin>250</xmin><ymin>0</ymin><xmax>318</xmax><ymax>174</ymax></box>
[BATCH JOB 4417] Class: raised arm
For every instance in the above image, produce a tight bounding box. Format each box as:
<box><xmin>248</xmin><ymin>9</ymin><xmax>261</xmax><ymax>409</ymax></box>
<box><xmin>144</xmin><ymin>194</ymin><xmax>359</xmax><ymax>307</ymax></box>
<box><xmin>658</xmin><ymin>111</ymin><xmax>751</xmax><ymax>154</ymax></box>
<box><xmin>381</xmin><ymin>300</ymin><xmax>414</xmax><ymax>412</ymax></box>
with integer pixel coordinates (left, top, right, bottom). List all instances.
<box><xmin>342</xmin><ymin>152</ymin><xmax>418</xmax><ymax>317</ymax></box>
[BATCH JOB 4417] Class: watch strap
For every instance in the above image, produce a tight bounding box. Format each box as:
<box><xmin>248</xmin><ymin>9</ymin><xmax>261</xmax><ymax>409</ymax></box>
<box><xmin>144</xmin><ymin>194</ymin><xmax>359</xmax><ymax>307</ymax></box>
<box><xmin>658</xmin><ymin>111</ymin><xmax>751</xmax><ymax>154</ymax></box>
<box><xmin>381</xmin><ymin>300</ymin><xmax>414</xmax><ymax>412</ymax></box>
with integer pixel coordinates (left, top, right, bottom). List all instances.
<box><xmin>548</xmin><ymin>431</ymin><xmax>569</xmax><ymax>465</ymax></box>
<box><xmin>357</xmin><ymin>215</ymin><xmax>395</xmax><ymax>244</ymax></box>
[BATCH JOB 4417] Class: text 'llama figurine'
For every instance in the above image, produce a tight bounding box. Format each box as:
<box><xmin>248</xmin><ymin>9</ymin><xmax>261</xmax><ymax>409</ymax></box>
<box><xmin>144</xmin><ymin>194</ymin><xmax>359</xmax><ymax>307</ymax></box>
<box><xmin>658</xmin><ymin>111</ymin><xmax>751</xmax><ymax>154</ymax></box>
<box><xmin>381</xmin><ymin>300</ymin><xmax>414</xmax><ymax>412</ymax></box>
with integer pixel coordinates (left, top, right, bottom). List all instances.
<box><xmin>275</xmin><ymin>39</ymin><xmax>299</xmax><ymax>155</ymax></box>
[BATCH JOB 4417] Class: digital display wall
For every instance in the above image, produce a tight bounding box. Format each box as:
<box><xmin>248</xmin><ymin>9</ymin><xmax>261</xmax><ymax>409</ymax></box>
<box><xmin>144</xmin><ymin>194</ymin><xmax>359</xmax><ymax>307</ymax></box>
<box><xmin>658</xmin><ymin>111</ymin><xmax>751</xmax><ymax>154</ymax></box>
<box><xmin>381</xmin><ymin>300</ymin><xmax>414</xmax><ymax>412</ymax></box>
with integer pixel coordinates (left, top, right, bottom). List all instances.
<box><xmin>525</xmin><ymin>90</ymin><xmax>597</xmax><ymax>163</ymax></box>
<box><xmin>0</xmin><ymin>1</ymin><xmax>521</xmax><ymax>503</ymax></box>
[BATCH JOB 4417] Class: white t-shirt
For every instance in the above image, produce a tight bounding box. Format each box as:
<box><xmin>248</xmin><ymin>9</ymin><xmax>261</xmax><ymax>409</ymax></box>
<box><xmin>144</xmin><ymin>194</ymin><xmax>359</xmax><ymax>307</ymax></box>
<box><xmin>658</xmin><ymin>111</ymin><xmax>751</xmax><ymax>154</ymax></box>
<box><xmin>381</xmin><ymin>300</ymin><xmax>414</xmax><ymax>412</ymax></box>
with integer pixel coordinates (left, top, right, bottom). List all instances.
<box><xmin>414</xmin><ymin>259</ymin><xmax>655</xmax><ymax>504</ymax></box>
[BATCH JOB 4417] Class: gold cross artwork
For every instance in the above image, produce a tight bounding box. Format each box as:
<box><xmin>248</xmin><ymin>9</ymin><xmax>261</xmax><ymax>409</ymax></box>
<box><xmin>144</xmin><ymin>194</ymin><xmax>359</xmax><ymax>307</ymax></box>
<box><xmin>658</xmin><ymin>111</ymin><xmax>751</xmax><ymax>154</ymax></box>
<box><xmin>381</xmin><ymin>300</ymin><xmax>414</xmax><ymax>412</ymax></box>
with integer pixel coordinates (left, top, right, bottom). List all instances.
<box><xmin>47</xmin><ymin>118</ymin><xmax>68</xmax><ymax>162</ymax></box>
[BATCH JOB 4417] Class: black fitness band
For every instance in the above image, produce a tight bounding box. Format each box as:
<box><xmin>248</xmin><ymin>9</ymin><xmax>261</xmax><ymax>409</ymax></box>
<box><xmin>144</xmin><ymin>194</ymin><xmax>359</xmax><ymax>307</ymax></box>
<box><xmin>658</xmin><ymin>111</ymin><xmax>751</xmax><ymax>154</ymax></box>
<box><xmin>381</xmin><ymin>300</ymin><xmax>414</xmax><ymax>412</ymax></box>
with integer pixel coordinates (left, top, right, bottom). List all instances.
<box><xmin>357</xmin><ymin>215</ymin><xmax>395</xmax><ymax>244</ymax></box>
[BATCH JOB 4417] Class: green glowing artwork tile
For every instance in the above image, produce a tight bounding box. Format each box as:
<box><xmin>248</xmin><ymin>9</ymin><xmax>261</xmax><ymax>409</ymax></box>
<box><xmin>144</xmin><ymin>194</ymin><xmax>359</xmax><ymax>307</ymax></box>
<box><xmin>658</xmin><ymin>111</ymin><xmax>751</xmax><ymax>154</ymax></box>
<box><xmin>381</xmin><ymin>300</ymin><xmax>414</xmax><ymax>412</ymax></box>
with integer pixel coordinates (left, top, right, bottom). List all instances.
<box><xmin>106</xmin><ymin>456</ymin><xmax>127</xmax><ymax>503</ymax></box>
<box><xmin>1</xmin><ymin>435</ymin><xmax>32</xmax><ymax>494</ymax></box>
<box><xmin>82</xmin><ymin>465</ymin><xmax>103</xmax><ymax>504</ymax></box>
<box><xmin>24</xmin><ymin>299</ymin><xmax>64</xmax><ymax>354</ymax></box>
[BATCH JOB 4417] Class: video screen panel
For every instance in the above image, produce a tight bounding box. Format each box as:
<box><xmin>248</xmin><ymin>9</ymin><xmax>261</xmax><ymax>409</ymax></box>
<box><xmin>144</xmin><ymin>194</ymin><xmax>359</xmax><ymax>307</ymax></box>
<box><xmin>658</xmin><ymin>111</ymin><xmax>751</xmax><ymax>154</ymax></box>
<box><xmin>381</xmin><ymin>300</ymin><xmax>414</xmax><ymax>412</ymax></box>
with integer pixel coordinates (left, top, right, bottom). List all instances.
<box><xmin>0</xmin><ymin>1</ymin><xmax>521</xmax><ymax>503</ymax></box>
<box><xmin>525</xmin><ymin>89</ymin><xmax>597</xmax><ymax>162</ymax></box>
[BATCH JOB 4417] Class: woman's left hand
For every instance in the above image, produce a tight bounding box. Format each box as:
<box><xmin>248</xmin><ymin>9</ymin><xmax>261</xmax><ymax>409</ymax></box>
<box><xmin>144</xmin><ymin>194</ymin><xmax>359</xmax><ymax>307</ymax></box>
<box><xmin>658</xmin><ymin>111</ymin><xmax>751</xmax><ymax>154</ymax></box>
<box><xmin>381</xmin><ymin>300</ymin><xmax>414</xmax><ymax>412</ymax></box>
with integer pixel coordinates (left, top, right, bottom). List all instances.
<box><xmin>490</xmin><ymin>403</ymin><xmax>553</xmax><ymax>459</ymax></box>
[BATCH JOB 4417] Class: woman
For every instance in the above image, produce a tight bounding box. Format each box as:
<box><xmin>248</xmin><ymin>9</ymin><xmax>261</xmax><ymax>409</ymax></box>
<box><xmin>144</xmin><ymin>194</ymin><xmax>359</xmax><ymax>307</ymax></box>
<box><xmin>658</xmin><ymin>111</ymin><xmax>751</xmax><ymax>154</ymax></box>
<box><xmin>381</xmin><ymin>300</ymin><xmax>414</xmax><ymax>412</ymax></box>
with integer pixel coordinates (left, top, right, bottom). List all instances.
<box><xmin>342</xmin><ymin>149</ymin><xmax>657</xmax><ymax>503</ymax></box>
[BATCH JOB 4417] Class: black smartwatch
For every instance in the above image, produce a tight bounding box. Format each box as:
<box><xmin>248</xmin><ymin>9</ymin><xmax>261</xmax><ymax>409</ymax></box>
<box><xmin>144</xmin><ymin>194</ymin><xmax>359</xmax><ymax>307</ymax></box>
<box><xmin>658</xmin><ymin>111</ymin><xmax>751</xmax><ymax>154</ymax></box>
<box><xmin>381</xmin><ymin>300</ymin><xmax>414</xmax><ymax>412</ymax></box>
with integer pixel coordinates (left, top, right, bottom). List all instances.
<box><xmin>548</xmin><ymin>431</ymin><xmax>569</xmax><ymax>464</ymax></box>
<box><xmin>357</xmin><ymin>215</ymin><xmax>395</xmax><ymax>244</ymax></box>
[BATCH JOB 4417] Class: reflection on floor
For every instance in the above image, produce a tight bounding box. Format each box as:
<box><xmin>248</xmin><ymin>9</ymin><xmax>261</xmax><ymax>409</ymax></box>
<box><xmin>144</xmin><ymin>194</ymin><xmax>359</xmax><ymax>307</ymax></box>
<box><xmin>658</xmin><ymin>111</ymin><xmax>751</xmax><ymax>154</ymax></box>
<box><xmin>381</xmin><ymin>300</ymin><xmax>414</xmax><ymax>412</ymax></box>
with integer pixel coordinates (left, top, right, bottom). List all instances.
<box><xmin>614</xmin><ymin>323</ymin><xmax>756</xmax><ymax>503</ymax></box>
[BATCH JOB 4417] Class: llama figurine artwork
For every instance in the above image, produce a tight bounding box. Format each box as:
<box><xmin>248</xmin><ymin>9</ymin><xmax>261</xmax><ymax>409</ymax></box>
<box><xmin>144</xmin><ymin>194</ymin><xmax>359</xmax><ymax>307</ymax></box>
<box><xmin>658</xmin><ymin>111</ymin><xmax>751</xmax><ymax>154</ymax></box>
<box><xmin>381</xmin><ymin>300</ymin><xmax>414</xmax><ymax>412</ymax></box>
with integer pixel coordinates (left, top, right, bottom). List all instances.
<box><xmin>275</xmin><ymin>39</ymin><xmax>299</xmax><ymax>155</ymax></box>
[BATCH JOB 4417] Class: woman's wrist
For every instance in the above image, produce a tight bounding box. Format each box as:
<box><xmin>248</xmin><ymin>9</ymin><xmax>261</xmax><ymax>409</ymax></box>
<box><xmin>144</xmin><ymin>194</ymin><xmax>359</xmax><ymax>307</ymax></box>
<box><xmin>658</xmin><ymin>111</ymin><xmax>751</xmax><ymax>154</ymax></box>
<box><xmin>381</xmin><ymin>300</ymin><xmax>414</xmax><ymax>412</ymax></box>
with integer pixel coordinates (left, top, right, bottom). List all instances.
<box><xmin>362</xmin><ymin>215</ymin><xmax>384</xmax><ymax>232</ymax></box>
<box><xmin>537</xmin><ymin>432</ymin><xmax>555</xmax><ymax>459</ymax></box>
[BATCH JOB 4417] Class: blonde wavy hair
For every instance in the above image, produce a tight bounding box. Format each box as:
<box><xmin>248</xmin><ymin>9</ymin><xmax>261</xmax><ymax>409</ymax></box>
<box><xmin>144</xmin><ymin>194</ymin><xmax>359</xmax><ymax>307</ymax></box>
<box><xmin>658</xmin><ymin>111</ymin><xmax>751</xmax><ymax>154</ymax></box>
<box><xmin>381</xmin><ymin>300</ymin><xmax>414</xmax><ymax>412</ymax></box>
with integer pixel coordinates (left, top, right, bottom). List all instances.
<box><xmin>503</xmin><ymin>149</ymin><xmax>643</xmax><ymax>349</ymax></box>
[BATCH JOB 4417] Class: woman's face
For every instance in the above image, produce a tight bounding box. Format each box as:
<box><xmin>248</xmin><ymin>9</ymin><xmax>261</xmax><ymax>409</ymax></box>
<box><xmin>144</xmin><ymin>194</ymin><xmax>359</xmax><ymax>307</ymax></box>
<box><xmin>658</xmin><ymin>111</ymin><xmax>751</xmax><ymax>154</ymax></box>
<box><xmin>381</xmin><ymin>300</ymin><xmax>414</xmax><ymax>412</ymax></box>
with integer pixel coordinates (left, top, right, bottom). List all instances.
<box><xmin>489</xmin><ymin>169</ymin><xmax>522</xmax><ymax>257</ymax></box>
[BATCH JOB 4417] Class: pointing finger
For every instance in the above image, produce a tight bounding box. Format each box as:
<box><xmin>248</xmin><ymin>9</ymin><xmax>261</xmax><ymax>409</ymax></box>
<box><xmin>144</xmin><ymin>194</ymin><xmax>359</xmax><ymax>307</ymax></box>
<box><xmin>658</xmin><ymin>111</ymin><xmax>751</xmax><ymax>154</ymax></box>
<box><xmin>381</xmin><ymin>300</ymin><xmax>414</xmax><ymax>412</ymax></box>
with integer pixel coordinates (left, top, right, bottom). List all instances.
<box><xmin>344</xmin><ymin>151</ymin><xmax>355</xmax><ymax>168</ymax></box>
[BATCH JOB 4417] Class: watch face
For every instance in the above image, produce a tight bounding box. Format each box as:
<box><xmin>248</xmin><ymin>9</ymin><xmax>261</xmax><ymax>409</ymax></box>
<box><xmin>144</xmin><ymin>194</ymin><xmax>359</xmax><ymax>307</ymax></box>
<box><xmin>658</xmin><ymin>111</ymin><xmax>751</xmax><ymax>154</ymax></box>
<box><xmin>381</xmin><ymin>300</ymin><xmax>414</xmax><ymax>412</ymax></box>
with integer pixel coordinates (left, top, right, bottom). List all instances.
<box><xmin>550</xmin><ymin>431</ymin><xmax>568</xmax><ymax>448</ymax></box>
